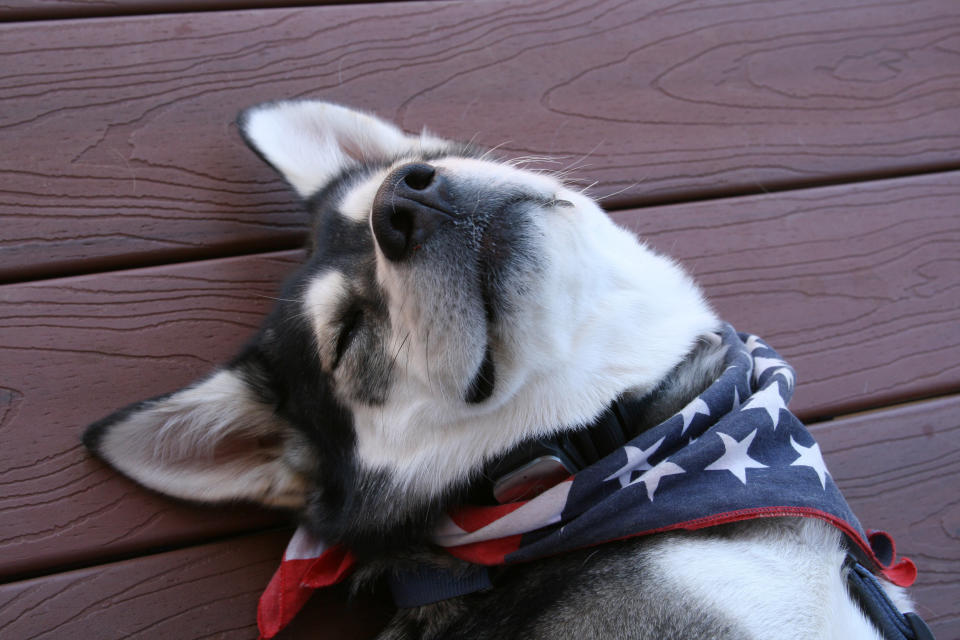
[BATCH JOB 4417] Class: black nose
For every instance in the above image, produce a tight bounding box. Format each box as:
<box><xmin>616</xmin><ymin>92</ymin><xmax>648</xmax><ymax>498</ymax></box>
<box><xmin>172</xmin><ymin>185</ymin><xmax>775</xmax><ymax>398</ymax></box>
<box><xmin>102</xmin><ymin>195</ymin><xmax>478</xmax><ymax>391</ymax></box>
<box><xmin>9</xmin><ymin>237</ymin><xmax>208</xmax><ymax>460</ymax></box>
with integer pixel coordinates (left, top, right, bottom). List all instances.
<box><xmin>371</xmin><ymin>162</ymin><xmax>453</xmax><ymax>262</ymax></box>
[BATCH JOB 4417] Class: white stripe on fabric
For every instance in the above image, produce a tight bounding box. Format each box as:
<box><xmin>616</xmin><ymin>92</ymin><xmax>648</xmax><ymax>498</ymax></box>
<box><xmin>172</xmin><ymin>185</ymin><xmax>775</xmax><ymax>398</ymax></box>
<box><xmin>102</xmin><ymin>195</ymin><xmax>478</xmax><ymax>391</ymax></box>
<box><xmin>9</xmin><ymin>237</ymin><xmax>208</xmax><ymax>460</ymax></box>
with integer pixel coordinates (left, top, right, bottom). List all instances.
<box><xmin>284</xmin><ymin>526</ymin><xmax>331</xmax><ymax>560</ymax></box>
<box><xmin>433</xmin><ymin>480</ymin><xmax>572</xmax><ymax>547</ymax></box>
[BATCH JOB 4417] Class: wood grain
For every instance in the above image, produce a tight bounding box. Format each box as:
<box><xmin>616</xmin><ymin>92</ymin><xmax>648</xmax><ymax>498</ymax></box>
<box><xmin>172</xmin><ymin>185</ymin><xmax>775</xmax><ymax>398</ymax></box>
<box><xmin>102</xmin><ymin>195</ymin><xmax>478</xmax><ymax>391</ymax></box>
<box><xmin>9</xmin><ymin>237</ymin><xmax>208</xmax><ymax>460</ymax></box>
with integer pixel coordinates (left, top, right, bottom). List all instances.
<box><xmin>0</xmin><ymin>251</ymin><xmax>301</xmax><ymax>580</ymax></box>
<box><xmin>1</xmin><ymin>169</ymin><xmax>957</xmax><ymax>581</ymax></box>
<box><xmin>618</xmin><ymin>170</ymin><xmax>960</xmax><ymax>418</ymax></box>
<box><xmin>0</xmin><ymin>529</ymin><xmax>391</xmax><ymax>640</ymax></box>
<box><xmin>0</xmin><ymin>395</ymin><xmax>954</xmax><ymax>640</ymax></box>
<box><xmin>2</xmin><ymin>0</ymin><xmax>959</xmax><ymax>281</ymax></box>
<box><xmin>813</xmin><ymin>395</ymin><xmax>960</xmax><ymax>639</ymax></box>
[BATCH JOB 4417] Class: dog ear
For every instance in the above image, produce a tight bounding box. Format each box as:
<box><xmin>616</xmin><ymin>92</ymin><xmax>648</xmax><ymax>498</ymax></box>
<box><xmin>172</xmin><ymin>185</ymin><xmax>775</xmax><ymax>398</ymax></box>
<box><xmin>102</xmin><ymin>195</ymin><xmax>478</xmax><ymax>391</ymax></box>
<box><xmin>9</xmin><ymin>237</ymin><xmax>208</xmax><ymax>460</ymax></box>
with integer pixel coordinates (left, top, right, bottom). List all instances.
<box><xmin>238</xmin><ymin>100</ymin><xmax>446</xmax><ymax>198</ymax></box>
<box><xmin>82</xmin><ymin>361</ymin><xmax>309</xmax><ymax>508</ymax></box>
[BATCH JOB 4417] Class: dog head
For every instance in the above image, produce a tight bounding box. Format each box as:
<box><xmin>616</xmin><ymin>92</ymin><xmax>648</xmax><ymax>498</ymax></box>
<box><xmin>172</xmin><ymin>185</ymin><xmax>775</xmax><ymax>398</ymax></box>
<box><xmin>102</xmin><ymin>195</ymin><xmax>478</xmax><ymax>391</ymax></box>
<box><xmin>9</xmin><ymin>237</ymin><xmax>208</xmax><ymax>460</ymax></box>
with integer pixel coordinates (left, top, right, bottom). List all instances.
<box><xmin>84</xmin><ymin>101</ymin><xmax>717</xmax><ymax>549</ymax></box>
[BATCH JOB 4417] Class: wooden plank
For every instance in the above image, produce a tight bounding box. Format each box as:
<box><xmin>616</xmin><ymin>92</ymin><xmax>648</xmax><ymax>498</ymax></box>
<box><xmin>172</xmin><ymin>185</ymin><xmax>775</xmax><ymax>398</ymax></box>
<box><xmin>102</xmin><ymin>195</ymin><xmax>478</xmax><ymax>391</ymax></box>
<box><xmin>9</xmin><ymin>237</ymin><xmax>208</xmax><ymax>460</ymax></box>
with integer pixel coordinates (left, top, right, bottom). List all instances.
<box><xmin>2</xmin><ymin>0</ymin><xmax>959</xmax><ymax>281</ymax></box>
<box><xmin>0</xmin><ymin>529</ymin><xmax>391</xmax><ymax>640</ymax></box>
<box><xmin>0</xmin><ymin>395</ymin><xmax>954</xmax><ymax>639</ymax></box>
<box><xmin>1</xmin><ymin>170</ymin><xmax>957</xmax><ymax>581</ymax></box>
<box><xmin>0</xmin><ymin>251</ymin><xmax>300</xmax><ymax>580</ymax></box>
<box><xmin>812</xmin><ymin>395</ymin><xmax>960</xmax><ymax>638</ymax></box>
<box><xmin>618</xmin><ymin>170</ymin><xmax>960</xmax><ymax>418</ymax></box>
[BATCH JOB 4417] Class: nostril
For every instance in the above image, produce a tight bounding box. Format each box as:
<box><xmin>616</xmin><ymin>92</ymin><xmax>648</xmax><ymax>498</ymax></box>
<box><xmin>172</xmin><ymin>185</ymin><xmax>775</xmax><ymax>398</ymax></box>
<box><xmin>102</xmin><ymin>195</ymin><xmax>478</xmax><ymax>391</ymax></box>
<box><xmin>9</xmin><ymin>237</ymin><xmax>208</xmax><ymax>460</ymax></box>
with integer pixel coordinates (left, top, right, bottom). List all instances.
<box><xmin>389</xmin><ymin>206</ymin><xmax>413</xmax><ymax>237</ymax></box>
<box><xmin>401</xmin><ymin>163</ymin><xmax>436</xmax><ymax>191</ymax></box>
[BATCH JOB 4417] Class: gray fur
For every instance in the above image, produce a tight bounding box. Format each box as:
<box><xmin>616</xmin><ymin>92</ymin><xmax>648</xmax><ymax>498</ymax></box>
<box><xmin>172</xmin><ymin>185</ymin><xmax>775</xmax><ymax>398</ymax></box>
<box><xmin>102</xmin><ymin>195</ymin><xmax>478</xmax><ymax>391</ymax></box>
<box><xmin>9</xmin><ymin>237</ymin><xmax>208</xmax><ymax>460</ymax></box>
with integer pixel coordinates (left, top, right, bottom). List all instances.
<box><xmin>623</xmin><ymin>335</ymin><xmax>728</xmax><ymax>436</ymax></box>
<box><xmin>372</xmin><ymin>536</ymin><xmax>747</xmax><ymax>640</ymax></box>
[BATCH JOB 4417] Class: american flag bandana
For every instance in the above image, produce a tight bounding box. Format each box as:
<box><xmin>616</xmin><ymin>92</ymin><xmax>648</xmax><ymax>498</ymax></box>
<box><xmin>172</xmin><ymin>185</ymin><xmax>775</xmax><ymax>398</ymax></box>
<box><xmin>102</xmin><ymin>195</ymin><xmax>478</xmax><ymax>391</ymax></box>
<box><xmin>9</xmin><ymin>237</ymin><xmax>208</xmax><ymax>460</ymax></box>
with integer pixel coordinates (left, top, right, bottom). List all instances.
<box><xmin>258</xmin><ymin>324</ymin><xmax>917</xmax><ymax>638</ymax></box>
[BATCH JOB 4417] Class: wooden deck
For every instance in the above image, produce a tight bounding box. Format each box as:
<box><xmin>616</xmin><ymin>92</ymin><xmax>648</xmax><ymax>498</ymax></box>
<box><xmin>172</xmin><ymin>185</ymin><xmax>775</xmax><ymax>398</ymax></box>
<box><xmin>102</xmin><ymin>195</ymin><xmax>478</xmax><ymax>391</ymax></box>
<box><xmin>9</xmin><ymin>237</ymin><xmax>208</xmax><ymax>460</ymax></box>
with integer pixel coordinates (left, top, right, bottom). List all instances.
<box><xmin>0</xmin><ymin>0</ymin><xmax>957</xmax><ymax>637</ymax></box>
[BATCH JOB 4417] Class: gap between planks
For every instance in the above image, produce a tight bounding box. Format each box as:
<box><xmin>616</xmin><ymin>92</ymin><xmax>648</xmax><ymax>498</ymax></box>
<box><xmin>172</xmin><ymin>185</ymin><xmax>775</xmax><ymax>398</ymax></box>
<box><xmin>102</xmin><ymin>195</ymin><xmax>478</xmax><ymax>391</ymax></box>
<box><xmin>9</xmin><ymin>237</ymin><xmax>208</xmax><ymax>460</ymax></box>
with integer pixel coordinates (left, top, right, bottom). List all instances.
<box><xmin>3</xmin><ymin>389</ymin><xmax>955</xmax><ymax>588</ymax></box>
<box><xmin>1</xmin><ymin>392</ymin><xmax>956</xmax><ymax>639</ymax></box>
<box><xmin>0</xmin><ymin>0</ymin><xmax>434</xmax><ymax>23</ymax></box>
<box><xmin>2</xmin><ymin>152</ymin><xmax>956</xmax><ymax>586</ymax></box>
<box><xmin>3</xmin><ymin>0</ymin><xmax>959</xmax><ymax>284</ymax></box>
<box><xmin>5</xmin><ymin>163</ymin><xmax>960</xmax><ymax>287</ymax></box>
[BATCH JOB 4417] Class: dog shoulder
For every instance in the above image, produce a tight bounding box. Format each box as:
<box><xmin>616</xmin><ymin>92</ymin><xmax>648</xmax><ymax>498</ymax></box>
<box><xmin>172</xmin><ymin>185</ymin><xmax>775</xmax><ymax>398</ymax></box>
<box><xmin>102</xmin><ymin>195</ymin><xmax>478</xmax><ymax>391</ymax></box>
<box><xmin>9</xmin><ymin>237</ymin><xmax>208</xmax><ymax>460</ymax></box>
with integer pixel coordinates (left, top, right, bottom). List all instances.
<box><xmin>378</xmin><ymin>519</ymin><xmax>890</xmax><ymax>640</ymax></box>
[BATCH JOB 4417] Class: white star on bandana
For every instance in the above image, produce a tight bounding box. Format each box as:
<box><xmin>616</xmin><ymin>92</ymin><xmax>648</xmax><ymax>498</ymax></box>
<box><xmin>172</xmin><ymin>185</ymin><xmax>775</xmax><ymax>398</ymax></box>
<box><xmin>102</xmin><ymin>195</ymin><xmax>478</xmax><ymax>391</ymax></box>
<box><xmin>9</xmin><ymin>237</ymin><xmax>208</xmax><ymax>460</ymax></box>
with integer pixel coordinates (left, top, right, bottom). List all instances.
<box><xmin>704</xmin><ymin>429</ymin><xmax>768</xmax><ymax>484</ymax></box>
<box><xmin>604</xmin><ymin>437</ymin><xmax>665</xmax><ymax>488</ymax></box>
<box><xmin>790</xmin><ymin>436</ymin><xmax>831</xmax><ymax>489</ymax></box>
<box><xmin>740</xmin><ymin>380</ymin><xmax>787</xmax><ymax>429</ymax></box>
<box><xmin>754</xmin><ymin>356</ymin><xmax>796</xmax><ymax>390</ymax></box>
<box><xmin>745</xmin><ymin>334</ymin><xmax>767</xmax><ymax>353</ymax></box>
<box><xmin>679</xmin><ymin>397</ymin><xmax>711</xmax><ymax>435</ymax></box>
<box><xmin>630</xmin><ymin>459</ymin><xmax>686</xmax><ymax>501</ymax></box>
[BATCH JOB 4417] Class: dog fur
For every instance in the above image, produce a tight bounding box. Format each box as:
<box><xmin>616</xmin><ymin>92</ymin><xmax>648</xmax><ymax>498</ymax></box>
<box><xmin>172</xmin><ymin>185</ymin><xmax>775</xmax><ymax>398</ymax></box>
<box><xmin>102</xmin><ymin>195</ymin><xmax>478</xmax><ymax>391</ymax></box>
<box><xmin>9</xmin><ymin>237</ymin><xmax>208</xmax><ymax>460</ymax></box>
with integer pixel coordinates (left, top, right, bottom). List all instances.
<box><xmin>84</xmin><ymin>100</ymin><xmax>912</xmax><ymax>639</ymax></box>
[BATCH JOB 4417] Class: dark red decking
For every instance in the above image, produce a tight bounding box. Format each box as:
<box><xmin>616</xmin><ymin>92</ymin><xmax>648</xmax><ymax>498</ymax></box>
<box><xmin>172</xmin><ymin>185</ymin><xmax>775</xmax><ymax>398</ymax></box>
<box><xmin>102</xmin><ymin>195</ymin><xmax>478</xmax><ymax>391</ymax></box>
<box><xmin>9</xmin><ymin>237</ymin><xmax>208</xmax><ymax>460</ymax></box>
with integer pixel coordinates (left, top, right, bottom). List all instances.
<box><xmin>0</xmin><ymin>1</ymin><xmax>958</xmax><ymax>637</ymax></box>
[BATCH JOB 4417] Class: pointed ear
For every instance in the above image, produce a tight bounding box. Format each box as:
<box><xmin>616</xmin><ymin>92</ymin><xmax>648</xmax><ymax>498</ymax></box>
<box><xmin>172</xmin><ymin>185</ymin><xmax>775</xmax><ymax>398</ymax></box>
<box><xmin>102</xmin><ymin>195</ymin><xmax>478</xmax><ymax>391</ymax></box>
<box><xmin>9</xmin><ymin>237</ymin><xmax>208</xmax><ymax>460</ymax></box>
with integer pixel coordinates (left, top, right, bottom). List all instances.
<box><xmin>83</xmin><ymin>365</ymin><xmax>310</xmax><ymax>508</ymax></box>
<box><xmin>238</xmin><ymin>100</ymin><xmax>449</xmax><ymax>198</ymax></box>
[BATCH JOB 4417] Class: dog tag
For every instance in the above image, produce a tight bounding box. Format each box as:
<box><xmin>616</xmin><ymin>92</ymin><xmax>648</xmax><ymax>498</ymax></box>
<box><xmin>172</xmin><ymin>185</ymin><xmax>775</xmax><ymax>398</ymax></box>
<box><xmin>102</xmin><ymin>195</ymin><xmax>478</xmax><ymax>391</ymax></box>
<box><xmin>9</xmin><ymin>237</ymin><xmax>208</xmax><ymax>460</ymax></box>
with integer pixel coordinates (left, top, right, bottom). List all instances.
<box><xmin>493</xmin><ymin>455</ymin><xmax>571</xmax><ymax>503</ymax></box>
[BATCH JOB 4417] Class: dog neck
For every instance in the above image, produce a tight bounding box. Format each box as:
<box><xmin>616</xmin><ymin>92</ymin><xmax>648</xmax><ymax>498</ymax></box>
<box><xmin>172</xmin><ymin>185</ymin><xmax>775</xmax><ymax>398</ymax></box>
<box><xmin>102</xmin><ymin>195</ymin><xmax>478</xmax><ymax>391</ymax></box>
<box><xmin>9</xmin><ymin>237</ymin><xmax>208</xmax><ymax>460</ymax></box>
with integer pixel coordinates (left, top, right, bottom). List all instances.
<box><xmin>475</xmin><ymin>334</ymin><xmax>729</xmax><ymax>505</ymax></box>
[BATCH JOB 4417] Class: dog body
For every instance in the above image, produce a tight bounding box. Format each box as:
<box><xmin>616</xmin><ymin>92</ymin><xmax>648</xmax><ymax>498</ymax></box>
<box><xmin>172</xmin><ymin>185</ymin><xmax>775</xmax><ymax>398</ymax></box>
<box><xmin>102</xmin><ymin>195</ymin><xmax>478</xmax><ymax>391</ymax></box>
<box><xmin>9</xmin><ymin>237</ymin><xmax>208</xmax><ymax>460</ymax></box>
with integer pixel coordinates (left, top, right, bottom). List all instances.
<box><xmin>84</xmin><ymin>101</ymin><xmax>912</xmax><ymax>639</ymax></box>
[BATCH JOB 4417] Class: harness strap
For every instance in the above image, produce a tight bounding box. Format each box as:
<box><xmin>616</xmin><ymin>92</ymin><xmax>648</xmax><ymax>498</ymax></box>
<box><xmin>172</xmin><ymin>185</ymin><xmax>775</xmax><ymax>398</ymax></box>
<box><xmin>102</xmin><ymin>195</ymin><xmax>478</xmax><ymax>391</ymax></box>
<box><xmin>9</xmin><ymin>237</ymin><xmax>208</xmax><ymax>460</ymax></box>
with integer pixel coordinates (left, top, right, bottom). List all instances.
<box><xmin>846</xmin><ymin>559</ymin><xmax>935</xmax><ymax>640</ymax></box>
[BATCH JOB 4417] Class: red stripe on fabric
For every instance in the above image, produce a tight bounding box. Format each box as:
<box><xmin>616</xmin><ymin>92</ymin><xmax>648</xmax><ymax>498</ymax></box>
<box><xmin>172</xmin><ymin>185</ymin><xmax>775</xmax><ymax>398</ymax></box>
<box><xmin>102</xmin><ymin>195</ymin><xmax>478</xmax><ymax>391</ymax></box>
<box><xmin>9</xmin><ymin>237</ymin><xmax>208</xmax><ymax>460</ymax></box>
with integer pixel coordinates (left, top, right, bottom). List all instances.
<box><xmin>463</xmin><ymin>507</ymin><xmax>917</xmax><ymax>588</ymax></box>
<box><xmin>257</xmin><ymin>544</ymin><xmax>356</xmax><ymax>639</ymax></box>
<box><xmin>301</xmin><ymin>544</ymin><xmax>356</xmax><ymax>588</ymax></box>
<box><xmin>867</xmin><ymin>530</ymin><xmax>916</xmax><ymax>587</ymax></box>
<box><xmin>448</xmin><ymin>501</ymin><xmax>528</xmax><ymax>532</ymax></box>
<box><xmin>258</xmin><ymin>557</ymin><xmax>318</xmax><ymax>639</ymax></box>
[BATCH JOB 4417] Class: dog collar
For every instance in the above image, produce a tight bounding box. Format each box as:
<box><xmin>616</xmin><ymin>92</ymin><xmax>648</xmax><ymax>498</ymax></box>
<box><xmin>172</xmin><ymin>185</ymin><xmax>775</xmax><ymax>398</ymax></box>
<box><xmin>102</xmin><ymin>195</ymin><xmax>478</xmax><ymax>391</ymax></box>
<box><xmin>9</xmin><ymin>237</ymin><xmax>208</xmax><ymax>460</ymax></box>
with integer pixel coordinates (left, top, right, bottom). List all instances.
<box><xmin>258</xmin><ymin>324</ymin><xmax>922</xmax><ymax>638</ymax></box>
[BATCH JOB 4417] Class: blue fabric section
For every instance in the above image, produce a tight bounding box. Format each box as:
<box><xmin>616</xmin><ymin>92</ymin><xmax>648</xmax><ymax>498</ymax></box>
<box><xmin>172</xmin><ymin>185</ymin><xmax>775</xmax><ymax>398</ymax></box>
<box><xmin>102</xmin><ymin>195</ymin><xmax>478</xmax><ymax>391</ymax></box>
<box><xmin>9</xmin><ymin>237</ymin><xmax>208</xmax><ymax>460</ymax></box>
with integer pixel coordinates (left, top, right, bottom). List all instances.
<box><xmin>871</xmin><ymin>532</ymin><xmax>896</xmax><ymax>566</ymax></box>
<box><xmin>511</xmin><ymin>325</ymin><xmax>870</xmax><ymax>560</ymax></box>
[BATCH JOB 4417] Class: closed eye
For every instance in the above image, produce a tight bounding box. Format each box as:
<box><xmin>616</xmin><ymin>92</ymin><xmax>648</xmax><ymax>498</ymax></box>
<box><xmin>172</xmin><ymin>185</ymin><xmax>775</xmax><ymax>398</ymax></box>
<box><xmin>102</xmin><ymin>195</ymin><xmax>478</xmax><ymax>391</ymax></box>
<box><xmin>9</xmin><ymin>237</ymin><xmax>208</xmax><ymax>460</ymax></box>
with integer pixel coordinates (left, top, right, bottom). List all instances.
<box><xmin>333</xmin><ymin>307</ymin><xmax>363</xmax><ymax>369</ymax></box>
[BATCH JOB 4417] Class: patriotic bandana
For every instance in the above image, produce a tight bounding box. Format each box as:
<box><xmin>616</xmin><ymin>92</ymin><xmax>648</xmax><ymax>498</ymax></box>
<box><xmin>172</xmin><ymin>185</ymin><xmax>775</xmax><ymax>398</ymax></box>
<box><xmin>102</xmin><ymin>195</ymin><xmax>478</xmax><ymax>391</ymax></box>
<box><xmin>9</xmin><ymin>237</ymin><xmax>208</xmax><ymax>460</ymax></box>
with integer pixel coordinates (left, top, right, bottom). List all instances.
<box><xmin>258</xmin><ymin>324</ymin><xmax>917</xmax><ymax>638</ymax></box>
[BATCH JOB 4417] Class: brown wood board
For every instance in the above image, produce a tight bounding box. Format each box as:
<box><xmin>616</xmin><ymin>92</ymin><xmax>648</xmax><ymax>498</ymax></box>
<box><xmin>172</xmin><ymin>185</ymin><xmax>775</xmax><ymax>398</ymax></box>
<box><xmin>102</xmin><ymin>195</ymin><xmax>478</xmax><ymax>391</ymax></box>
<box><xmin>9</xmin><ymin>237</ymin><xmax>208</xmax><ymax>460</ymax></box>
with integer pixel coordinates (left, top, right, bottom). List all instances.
<box><xmin>0</xmin><ymin>529</ymin><xmax>392</xmax><ymax>640</ymax></box>
<box><xmin>2</xmin><ymin>0</ymin><xmax>959</xmax><ymax>281</ymax></box>
<box><xmin>0</xmin><ymin>394</ymin><xmax>955</xmax><ymax>639</ymax></box>
<box><xmin>0</xmin><ymin>251</ymin><xmax>301</xmax><ymax>580</ymax></box>
<box><xmin>1</xmin><ymin>169</ymin><xmax>957</xmax><ymax>581</ymax></box>
<box><xmin>810</xmin><ymin>395</ymin><xmax>960</xmax><ymax>637</ymax></box>
<box><xmin>618</xmin><ymin>170</ymin><xmax>960</xmax><ymax>419</ymax></box>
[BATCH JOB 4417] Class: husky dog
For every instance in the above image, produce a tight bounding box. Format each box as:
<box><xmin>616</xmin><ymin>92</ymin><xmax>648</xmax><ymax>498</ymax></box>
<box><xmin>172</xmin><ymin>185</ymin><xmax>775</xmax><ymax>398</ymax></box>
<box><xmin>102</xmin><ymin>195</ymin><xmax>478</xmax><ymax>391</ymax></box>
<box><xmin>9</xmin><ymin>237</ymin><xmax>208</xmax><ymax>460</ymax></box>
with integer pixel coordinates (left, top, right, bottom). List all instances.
<box><xmin>84</xmin><ymin>101</ymin><xmax>917</xmax><ymax>639</ymax></box>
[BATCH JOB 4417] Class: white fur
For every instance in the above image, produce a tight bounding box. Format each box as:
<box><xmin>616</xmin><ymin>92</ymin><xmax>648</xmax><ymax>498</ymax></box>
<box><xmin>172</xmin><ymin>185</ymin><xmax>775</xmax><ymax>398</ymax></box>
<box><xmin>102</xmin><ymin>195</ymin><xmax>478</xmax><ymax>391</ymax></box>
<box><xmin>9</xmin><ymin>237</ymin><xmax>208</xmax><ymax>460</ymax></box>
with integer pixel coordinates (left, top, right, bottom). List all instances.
<box><xmin>655</xmin><ymin>519</ymin><xmax>890</xmax><ymax>639</ymax></box>
<box><xmin>95</xmin><ymin>370</ymin><xmax>305</xmax><ymax>507</ymax></box>
<box><xmin>357</xmin><ymin>159</ymin><xmax>719</xmax><ymax>499</ymax></box>
<box><xmin>338</xmin><ymin>167</ymin><xmax>392</xmax><ymax>222</ymax></box>
<box><xmin>242</xmin><ymin>101</ymin><xmax>446</xmax><ymax>198</ymax></box>
<box><xmin>303</xmin><ymin>270</ymin><xmax>349</xmax><ymax>367</ymax></box>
